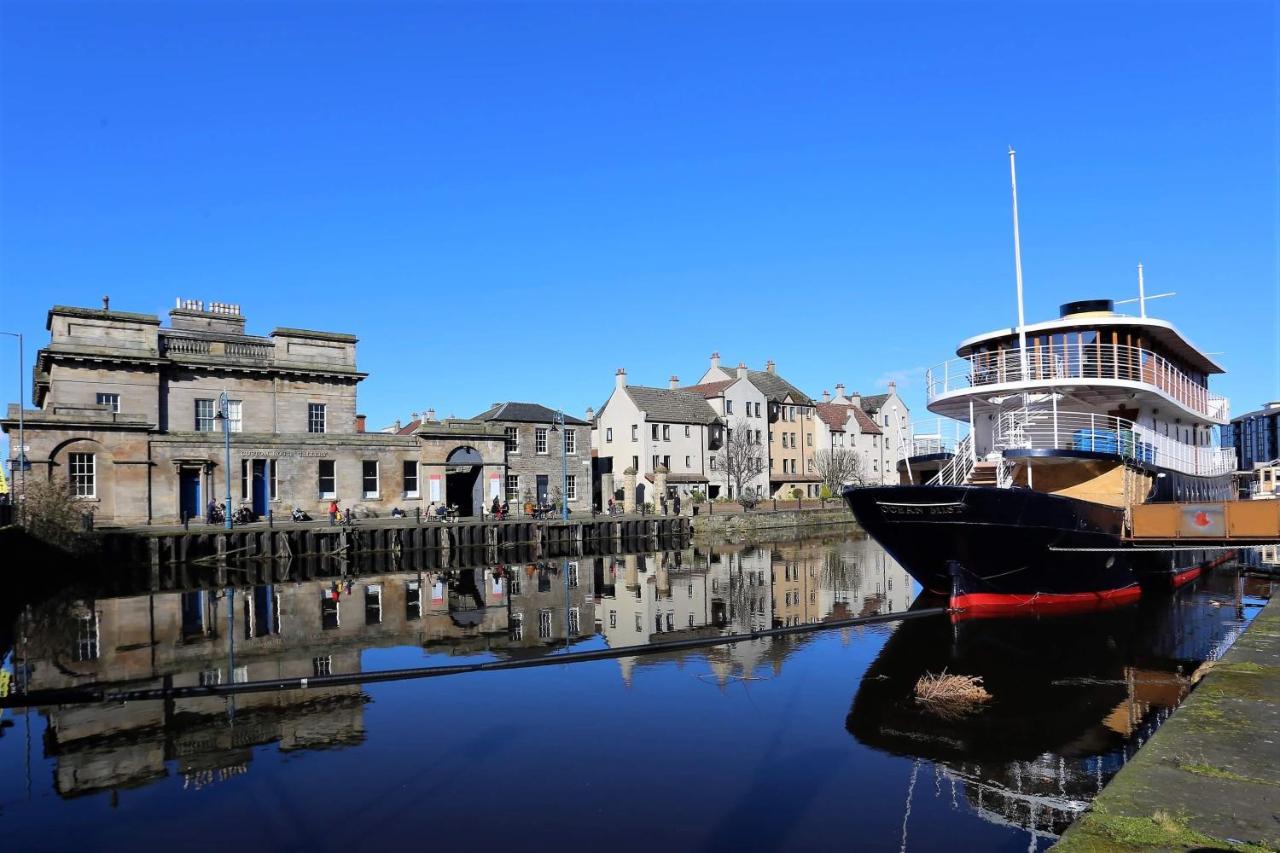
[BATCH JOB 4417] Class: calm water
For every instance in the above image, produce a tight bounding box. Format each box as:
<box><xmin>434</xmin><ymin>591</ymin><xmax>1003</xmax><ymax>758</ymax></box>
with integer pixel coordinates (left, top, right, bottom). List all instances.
<box><xmin>0</xmin><ymin>535</ymin><xmax>1270</xmax><ymax>851</ymax></box>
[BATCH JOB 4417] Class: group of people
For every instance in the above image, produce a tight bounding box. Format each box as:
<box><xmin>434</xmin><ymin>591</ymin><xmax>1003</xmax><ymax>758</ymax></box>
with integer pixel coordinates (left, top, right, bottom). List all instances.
<box><xmin>205</xmin><ymin>500</ymin><xmax>255</xmax><ymax>525</ymax></box>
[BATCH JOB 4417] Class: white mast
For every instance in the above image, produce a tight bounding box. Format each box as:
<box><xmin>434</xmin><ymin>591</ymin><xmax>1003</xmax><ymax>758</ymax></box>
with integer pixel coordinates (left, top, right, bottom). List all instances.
<box><xmin>1137</xmin><ymin>262</ymin><xmax>1146</xmax><ymax>318</ymax></box>
<box><xmin>1009</xmin><ymin>147</ymin><xmax>1029</xmax><ymax>381</ymax></box>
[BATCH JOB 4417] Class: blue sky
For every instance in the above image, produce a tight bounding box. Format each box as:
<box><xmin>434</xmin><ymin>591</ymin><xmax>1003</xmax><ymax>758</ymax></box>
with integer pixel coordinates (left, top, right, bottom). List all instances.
<box><xmin>1</xmin><ymin>0</ymin><xmax>1276</xmax><ymax>440</ymax></box>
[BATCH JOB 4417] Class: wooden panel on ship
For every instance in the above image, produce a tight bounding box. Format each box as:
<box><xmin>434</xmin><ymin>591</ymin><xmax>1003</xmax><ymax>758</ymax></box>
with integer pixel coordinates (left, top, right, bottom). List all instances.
<box><xmin>1131</xmin><ymin>503</ymin><xmax>1179</xmax><ymax>538</ymax></box>
<box><xmin>1227</xmin><ymin>501</ymin><xmax>1280</xmax><ymax>537</ymax></box>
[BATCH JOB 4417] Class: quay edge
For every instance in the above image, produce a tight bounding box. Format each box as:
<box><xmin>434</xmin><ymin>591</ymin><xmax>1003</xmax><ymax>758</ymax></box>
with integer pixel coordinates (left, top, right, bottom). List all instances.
<box><xmin>1053</xmin><ymin>595</ymin><xmax>1280</xmax><ymax>852</ymax></box>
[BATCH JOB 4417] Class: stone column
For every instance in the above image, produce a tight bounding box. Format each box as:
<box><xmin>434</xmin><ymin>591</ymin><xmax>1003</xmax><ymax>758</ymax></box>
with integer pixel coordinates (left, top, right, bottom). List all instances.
<box><xmin>656</xmin><ymin>555</ymin><xmax>670</xmax><ymax>596</ymax></box>
<box><xmin>653</xmin><ymin>465</ymin><xmax>668</xmax><ymax>511</ymax></box>
<box><xmin>601</xmin><ymin>472</ymin><xmax>615</xmax><ymax>507</ymax></box>
<box><xmin>623</xmin><ymin>467</ymin><xmax>637</xmax><ymax>514</ymax></box>
<box><xmin>623</xmin><ymin>554</ymin><xmax>640</xmax><ymax>591</ymax></box>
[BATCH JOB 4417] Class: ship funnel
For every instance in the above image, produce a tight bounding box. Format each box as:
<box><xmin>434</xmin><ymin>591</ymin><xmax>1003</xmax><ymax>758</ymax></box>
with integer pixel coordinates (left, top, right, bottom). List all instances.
<box><xmin>1060</xmin><ymin>299</ymin><xmax>1115</xmax><ymax>318</ymax></box>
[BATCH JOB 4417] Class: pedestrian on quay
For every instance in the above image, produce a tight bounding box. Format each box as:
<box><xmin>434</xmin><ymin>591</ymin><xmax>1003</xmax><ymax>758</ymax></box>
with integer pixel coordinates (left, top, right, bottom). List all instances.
<box><xmin>328</xmin><ymin>499</ymin><xmax>339</xmax><ymax>526</ymax></box>
<box><xmin>492</xmin><ymin>496</ymin><xmax>501</xmax><ymax>518</ymax></box>
<box><xmin>660</xmin><ymin>495</ymin><xmax>668</xmax><ymax>516</ymax></box>
<box><xmin>673</xmin><ymin>493</ymin><xmax>682</xmax><ymax>516</ymax></box>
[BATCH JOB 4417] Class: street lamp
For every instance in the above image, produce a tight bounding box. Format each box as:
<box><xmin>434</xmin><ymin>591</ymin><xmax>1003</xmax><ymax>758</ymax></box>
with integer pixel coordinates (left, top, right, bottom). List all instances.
<box><xmin>213</xmin><ymin>391</ymin><xmax>233</xmax><ymax>529</ymax></box>
<box><xmin>1</xmin><ymin>332</ymin><xmax>26</xmax><ymax>524</ymax></box>
<box><xmin>550</xmin><ymin>410</ymin><xmax>569</xmax><ymax>520</ymax></box>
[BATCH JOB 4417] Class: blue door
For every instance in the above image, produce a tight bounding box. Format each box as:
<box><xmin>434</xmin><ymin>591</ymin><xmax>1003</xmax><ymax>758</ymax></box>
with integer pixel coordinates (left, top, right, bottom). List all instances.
<box><xmin>251</xmin><ymin>460</ymin><xmax>269</xmax><ymax>518</ymax></box>
<box><xmin>179</xmin><ymin>469</ymin><xmax>201</xmax><ymax>522</ymax></box>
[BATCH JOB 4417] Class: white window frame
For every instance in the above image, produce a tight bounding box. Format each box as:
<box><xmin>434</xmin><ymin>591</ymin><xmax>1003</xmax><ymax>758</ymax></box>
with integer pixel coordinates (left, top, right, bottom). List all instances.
<box><xmin>69</xmin><ymin>452</ymin><xmax>96</xmax><ymax>498</ymax></box>
<box><xmin>226</xmin><ymin>399</ymin><xmax>243</xmax><ymax>433</ymax></box>
<box><xmin>318</xmin><ymin>459</ymin><xmax>336</xmax><ymax>499</ymax></box>
<box><xmin>505</xmin><ymin>426</ymin><xmax>520</xmax><ymax>453</ymax></box>
<box><xmin>535</xmin><ymin>427</ymin><xmax>549</xmax><ymax>455</ymax></box>
<box><xmin>565</xmin><ymin>474</ymin><xmax>577</xmax><ymax>501</ymax></box>
<box><xmin>662</xmin><ymin>425</ymin><xmax>670</xmax><ymax>441</ymax></box>
<box><xmin>632</xmin><ymin>424</ymin><xmax>638</xmax><ymax>441</ymax></box>
<box><xmin>308</xmin><ymin>403</ymin><xmax>327</xmax><ymax>434</ymax></box>
<box><xmin>195</xmin><ymin>399</ymin><xmax>216</xmax><ymax>432</ymax></box>
<box><xmin>564</xmin><ymin>429</ymin><xmax>576</xmax><ymax>455</ymax></box>
<box><xmin>403</xmin><ymin>460</ymin><xmax>419</xmax><ymax>498</ymax></box>
<box><xmin>538</xmin><ymin>608</ymin><xmax>553</xmax><ymax>639</ymax></box>
<box><xmin>96</xmin><ymin>392</ymin><xmax>120</xmax><ymax>413</ymax></box>
<box><xmin>605</xmin><ymin>427</ymin><xmax>613</xmax><ymax>443</ymax></box>
<box><xmin>506</xmin><ymin>474</ymin><xmax>520</xmax><ymax>502</ymax></box>
<box><xmin>362</xmin><ymin>460</ymin><xmax>379</xmax><ymax>499</ymax></box>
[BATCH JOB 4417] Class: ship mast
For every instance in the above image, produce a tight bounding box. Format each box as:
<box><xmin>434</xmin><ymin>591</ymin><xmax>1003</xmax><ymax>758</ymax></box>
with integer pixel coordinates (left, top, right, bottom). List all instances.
<box><xmin>1009</xmin><ymin>147</ymin><xmax>1030</xmax><ymax>381</ymax></box>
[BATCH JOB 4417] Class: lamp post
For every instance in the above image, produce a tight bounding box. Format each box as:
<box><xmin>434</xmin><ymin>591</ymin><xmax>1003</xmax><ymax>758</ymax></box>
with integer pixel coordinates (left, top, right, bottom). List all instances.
<box><xmin>550</xmin><ymin>410</ymin><xmax>571</xmax><ymax>650</ymax></box>
<box><xmin>1</xmin><ymin>332</ymin><xmax>25</xmax><ymax>522</ymax></box>
<box><xmin>214</xmin><ymin>391</ymin><xmax>233</xmax><ymax>529</ymax></box>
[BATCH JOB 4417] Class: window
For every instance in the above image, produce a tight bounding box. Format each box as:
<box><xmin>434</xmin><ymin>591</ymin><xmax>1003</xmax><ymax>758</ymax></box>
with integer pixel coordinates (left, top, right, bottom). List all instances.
<box><xmin>568</xmin><ymin>562</ymin><xmax>579</xmax><ymax>588</ymax></box>
<box><xmin>510</xmin><ymin>612</ymin><xmax>524</xmax><ymax>640</ymax></box>
<box><xmin>726</xmin><ymin>400</ymin><xmax>734</xmax><ymax>414</ymax></box>
<box><xmin>609</xmin><ymin>610</ymin><xmax>617</xmax><ymax>628</ymax></box>
<box><xmin>806</xmin><ymin>433</ymin><xmax>812</xmax><ymax>447</ymax></box>
<box><xmin>566</xmin><ymin>474</ymin><xmax>577</xmax><ymax>501</ymax></box>
<box><xmin>226</xmin><ymin>400</ymin><xmax>243</xmax><ymax>433</ymax></box>
<box><xmin>565</xmin><ymin>429</ymin><xmax>576</xmax><ymax>455</ymax></box>
<box><xmin>709</xmin><ymin>456</ymin><xmax>718</xmax><ymax>470</ymax></box>
<box><xmin>662</xmin><ymin>425</ymin><xmax>670</xmax><ymax>441</ymax></box>
<box><xmin>506</xmin><ymin>474</ymin><xmax>520</xmax><ymax>501</ymax></box>
<box><xmin>652</xmin><ymin>424</ymin><xmax>660</xmax><ymax>440</ymax></box>
<box><xmin>321</xmin><ymin>596</ymin><xmax>340</xmax><ymax>629</ymax></box>
<box><xmin>538</xmin><ymin>609</ymin><xmax>553</xmax><ymax>639</ymax></box>
<box><xmin>505</xmin><ymin>426</ymin><xmax>520</xmax><ymax>453</ymax></box>
<box><xmin>406</xmin><ymin>581</ymin><xmax>422</xmax><ymax>620</ymax></box>
<box><xmin>241</xmin><ymin>459</ymin><xmax>249</xmax><ymax>500</ymax></box>
<box><xmin>403</xmin><ymin>460</ymin><xmax>419</xmax><ymax>497</ymax></box>
<box><xmin>606</xmin><ymin>427</ymin><xmax>613</xmax><ymax>443</ymax></box>
<box><xmin>535</xmin><ymin>427</ymin><xmax>548</xmax><ymax>454</ymax></box>
<box><xmin>96</xmin><ymin>392</ymin><xmax>120</xmax><ymax>413</ymax></box>
<box><xmin>69</xmin><ymin>452</ymin><xmax>96</xmax><ymax>498</ymax></box>
<box><xmin>635</xmin><ymin>613</ymin><xmax>643</xmax><ymax>632</ymax></box>
<box><xmin>652</xmin><ymin>454</ymin><xmax>660</xmax><ymax>470</ymax></box>
<box><xmin>684</xmin><ymin>425</ymin><xmax>690</xmax><ymax>437</ymax></box>
<box><xmin>318</xmin><ymin>460</ymin><xmax>336</xmax><ymax>498</ymax></box>
<box><xmin>684</xmin><ymin>455</ymin><xmax>691</xmax><ymax>467</ymax></box>
<box><xmin>74</xmin><ymin>609</ymin><xmax>99</xmax><ymax>661</ymax></box>
<box><xmin>662</xmin><ymin>455</ymin><xmax>670</xmax><ymax>469</ymax></box>
<box><xmin>365</xmin><ymin>584</ymin><xmax>382</xmax><ymax>625</ymax></box>
<box><xmin>632</xmin><ymin>455</ymin><xmax>639</xmax><ymax>471</ymax></box>
<box><xmin>308</xmin><ymin>403</ymin><xmax>326</xmax><ymax>434</ymax></box>
<box><xmin>362</xmin><ymin>460</ymin><xmax>379</xmax><ymax>498</ymax></box>
<box><xmin>568</xmin><ymin>607</ymin><xmax>580</xmax><ymax>636</ymax></box>
<box><xmin>199</xmin><ymin>669</ymin><xmax>222</xmax><ymax>686</ymax></box>
<box><xmin>631</xmin><ymin>424</ymin><xmax>638</xmax><ymax>441</ymax></box>
<box><xmin>195</xmin><ymin>399</ymin><xmax>216</xmax><ymax>431</ymax></box>
<box><xmin>269</xmin><ymin>459</ymin><xmax>277</xmax><ymax>501</ymax></box>
<box><xmin>313</xmin><ymin>656</ymin><xmax>332</xmax><ymax>676</ymax></box>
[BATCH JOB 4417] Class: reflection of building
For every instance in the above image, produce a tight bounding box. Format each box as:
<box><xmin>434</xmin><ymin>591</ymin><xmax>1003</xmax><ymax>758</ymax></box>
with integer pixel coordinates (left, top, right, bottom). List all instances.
<box><xmin>17</xmin><ymin>562</ymin><xmax>594</xmax><ymax>798</ymax></box>
<box><xmin>595</xmin><ymin>537</ymin><xmax>914</xmax><ymax>685</ymax></box>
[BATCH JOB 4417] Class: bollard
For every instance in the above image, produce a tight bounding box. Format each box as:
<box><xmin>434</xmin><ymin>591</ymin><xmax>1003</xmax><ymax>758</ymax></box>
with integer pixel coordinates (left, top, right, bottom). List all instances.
<box><xmin>416</xmin><ymin>507</ymin><xmax>421</xmax><ymax>524</ymax></box>
<box><xmin>268</xmin><ymin>510</ymin><xmax>274</xmax><ymax>528</ymax></box>
<box><xmin>183</xmin><ymin>512</ymin><xmax>190</xmax><ymax>531</ymax></box>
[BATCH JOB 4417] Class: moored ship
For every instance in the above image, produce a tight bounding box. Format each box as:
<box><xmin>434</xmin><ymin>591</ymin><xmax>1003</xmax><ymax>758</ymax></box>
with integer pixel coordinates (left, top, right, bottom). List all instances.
<box><xmin>843</xmin><ymin>295</ymin><xmax>1235</xmax><ymax>614</ymax></box>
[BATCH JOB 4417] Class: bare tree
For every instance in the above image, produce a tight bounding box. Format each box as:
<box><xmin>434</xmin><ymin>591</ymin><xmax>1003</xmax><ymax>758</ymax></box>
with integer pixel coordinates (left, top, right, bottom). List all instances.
<box><xmin>815</xmin><ymin>448</ymin><xmax>866</xmax><ymax>496</ymax></box>
<box><xmin>715</xmin><ymin>418</ymin><xmax>766</xmax><ymax>507</ymax></box>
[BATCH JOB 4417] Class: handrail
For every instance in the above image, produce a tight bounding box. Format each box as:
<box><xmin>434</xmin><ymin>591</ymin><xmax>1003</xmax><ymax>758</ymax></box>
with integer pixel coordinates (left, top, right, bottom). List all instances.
<box><xmin>992</xmin><ymin>409</ymin><xmax>1235</xmax><ymax>478</ymax></box>
<box><xmin>907</xmin><ymin>417</ymin><xmax>968</xmax><ymax>457</ymax></box>
<box><xmin>925</xmin><ymin>433</ymin><xmax>974</xmax><ymax>486</ymax></box>
<box><xmin>925</xmin><ymin>343</ymin><xmax>1229</xmax><ymax>421</ymax></box>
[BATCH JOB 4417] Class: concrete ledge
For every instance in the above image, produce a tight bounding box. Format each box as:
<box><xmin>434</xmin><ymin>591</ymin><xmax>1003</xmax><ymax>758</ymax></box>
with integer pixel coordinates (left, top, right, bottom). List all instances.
<box><xmin>1055</xmin><ymin>596</ymin><xmax>1280</xmax><ymax>852</ymax></box>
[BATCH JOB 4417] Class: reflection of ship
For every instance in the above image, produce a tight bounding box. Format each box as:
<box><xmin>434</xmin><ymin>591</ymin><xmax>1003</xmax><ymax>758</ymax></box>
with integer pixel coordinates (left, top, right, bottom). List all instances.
<box><xmin>847</xmin><ymin>572</ymin><xmax>1251</xmax><ymax>843</ymax></box>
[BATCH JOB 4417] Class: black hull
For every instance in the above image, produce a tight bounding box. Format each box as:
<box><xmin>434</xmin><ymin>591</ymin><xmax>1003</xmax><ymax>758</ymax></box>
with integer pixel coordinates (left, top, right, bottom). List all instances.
<box><xmin>842</xmin><ymin>485</ymin><xmax>1227</xmax><ymax>613</ymax></box>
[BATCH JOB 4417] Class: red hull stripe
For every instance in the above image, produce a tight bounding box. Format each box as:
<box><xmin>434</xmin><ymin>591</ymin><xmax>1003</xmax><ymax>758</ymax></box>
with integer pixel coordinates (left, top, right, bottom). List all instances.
<box><xmin>1170</xmin><ymin>566</ymin><xmax>1202</xmax><ymax>589</ymax></box>
<box><xmin>952</xmin><ymin>585</ymin><xmax>1142</xmax><ymax>615</ymax></box>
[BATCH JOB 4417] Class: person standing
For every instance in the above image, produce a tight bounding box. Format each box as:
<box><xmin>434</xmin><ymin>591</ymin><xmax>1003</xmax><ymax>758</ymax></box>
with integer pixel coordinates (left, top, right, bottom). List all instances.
<box><xmin>328</xmin><ymin>499</ymin><xmax>339</xmax><ymax>526</ymax></box>
<box><xmin>673</xmin><ymin>493</ymin><xmax>682</xmax><ymax>516</ymax></box>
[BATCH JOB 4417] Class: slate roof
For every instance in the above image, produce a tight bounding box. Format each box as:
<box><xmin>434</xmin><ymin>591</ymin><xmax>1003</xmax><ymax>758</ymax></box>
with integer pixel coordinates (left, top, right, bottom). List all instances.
<box><xmin>682</xmin><ymin>379</ymin><xmax>734</xmax><ymax>398</ymax></box>
<box><xmin>625</xmin><ymin>385</ymin><xmax>720</xmax><ymax>425</ymax></box>
<box><xmin>816</xmin><ymin>402</ymin><xmax>882</xmax><ymax>435</ymax></box>
<box><xmin>745</xmin><ymin>369</ymin><xmax>814</xmax><ymax>405</ymax></box>
<box><xmin>472</xmin><ymin>402</ymin><xmax>589</xmax><ymax>425</ymax></box>
<box><xmin>860</xmin><ymin>393</ymin><xmax>890</xmax><ymax>414</ymax></box>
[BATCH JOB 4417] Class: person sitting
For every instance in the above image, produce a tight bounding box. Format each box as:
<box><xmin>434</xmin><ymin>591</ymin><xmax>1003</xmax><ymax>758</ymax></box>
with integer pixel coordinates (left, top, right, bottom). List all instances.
<box><xmin>435</xmin><ymin>503</ymin><xmax>448</xmax><ymax>518</ymax></box>
<box><xmin>291</xmin><ymin>506</ymin><xmax>310</xmax><ymax>522</ymax></box>
<box><xmin>391</xmin><ymin>506</ymin><xmax>405</xmax><ymax>518</ymax></box>
<box><xmin>491</xmin><ymin>496</ymin><xmax>501</xmax><ymax>518</ymax></box>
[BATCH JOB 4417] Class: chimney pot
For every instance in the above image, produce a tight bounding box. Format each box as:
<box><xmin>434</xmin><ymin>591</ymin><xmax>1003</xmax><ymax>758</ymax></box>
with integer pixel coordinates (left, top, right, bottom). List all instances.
<box><xmin>669</xmin><ymin>375</ymin><xmax>679</xmax><ymax>390</ymax></box>
<box><xmin>427</xmin><ymin>408</ymin><xmax>436</xmax><ymax>421</ymax></box>
<box><xmin>766</xmin><ymin>360</ymin><xmax>776</xmax><ymax>374</ymax></box>
<box><xmin>835</xmin><ymin>383</ymin><xmax>846</xmax><ymax>398</ymax></box>
<box><xmin>710</xmin><ymin>352</ymin><xmax>721</xmax><ymax>369</ymax></box>
<box><xmin>615</xmin><ymin>368</ymin><xmax>627</xmax><ymax>389</ymax></box>
<box><xmin>822</xmin><ymin>390</ymin><xmax>830</xmax><ymax>403</ymax></box>
<box><xmin>102</xmin><ymin>295</ymin><xmax>110</xmax><ymax>311</ymax></box>
<box><xmin>736</xmin><ymin>363</ymin><xmax>749</xmax><ymax>379</ymax></box>
<box><xmin>357</xmin><ymin>414</ymin><xmax>368</xmax><ymax>433</ymax></box>
<box><xmin>586</xmin><ymin>406</ymin><xmax>595</xmax><ymax>421</ymax></box>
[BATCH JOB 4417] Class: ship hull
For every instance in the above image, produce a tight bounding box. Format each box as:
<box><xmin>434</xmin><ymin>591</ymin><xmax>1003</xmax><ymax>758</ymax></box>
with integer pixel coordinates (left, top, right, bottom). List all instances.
<box><xmin>842</xmin><ymin>485</ymin><xmax>1226</xmax><ymax>615</ymax></box>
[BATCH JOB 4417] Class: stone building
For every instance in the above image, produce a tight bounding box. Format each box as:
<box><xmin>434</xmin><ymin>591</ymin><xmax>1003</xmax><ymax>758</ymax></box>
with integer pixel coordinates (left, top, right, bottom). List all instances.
<box><xmin>593</xmin><ymin>369</ymin><xmax>723</xmax><ymax>509</ymax></box>
<box><xmin>681</xmin><ymin>364</ymin><xmax>770</xmax><ymax>500</ymax></box>
<box><xmin>471</xmin><ymin>401</ymin><xmax>593</xmax><ymax>511</ymax></box>
<box><xmin>2</xmin><ymin>299</ymin><xmax>507</xmax><ymax>524</ymax></box>
<box><xmin>696</xmin><ymin>354</ymin><xmax>821</xmax><ymax>498</ymax></box>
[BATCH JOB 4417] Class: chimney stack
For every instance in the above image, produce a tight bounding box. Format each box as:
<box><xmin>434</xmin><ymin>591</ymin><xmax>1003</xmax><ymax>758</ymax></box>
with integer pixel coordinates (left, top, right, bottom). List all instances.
<box><xmin>586</xmin><ymin>406</ymin><xmax>595</xmax><ymax>422</ymax></box>
<box><xmin>669</xmin><ymin>375</ymin><xmax>679</xmax><ymax>390</ymax></box>
<box><xmin>888</xmin><ymin>380</ymin><xmax>897</xmax><ymax>391</ymax></box>
<box><xmin>427</xmin><ymin>408</ymin><xmax>436</xmax><ymax>421</ymax></box>
<box><xmin>737</xmin><ymin>362</ymin><xmax>748</xmax><ymax>379</ymax></box>
<box><xmin>765</xmin><ymin>359</ymin><xmax>776</xmax><ymax>374</ymax></box>
<box><xmin>615</xmin><ymin>368</ymin><xmax>627</xmax><ymax>389</ymax></box>
<box><xmin>710</xmin><ymin>352</ymin><xmax>721</xmax><ymax>370</ymax></box>
<box><xmin>102</xmin><ymin>295</ymin><xmax>110</xmax><ymax>311</ymax></box>
<box><xmin>835</xmin><ymin>383</ymin><xmax>846</xmax><ymax>399</ymax></box>
<box><xmin>357</xmin><ymin>414</ymin><xmax>368</xmax><ymax>433</ymax></box>
<box><xmin>822</xmin><ymin>390</ymin><xmax>830</xmax><ymax>403</ymax></box>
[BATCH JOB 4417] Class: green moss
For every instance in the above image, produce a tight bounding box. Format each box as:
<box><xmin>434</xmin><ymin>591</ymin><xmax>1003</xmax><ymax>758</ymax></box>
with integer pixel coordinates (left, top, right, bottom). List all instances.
<box><xmin>1218</xmin><ymin>661</ymin><xmax>1269</xmax><ymax>674</ymax></box>
<box><xmin>1059</xmin><ymin>808</ymin><xmax>1273</xmax><ymax>852</ymax></box>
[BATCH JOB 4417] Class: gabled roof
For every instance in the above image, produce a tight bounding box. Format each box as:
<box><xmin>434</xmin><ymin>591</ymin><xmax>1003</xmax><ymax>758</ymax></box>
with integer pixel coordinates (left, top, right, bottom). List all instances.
<box><xmin>860</xmin><ymin>393</ymin><xmax>890</xmax><ymax>414</ymax></box>
<box><xmin>706</xmin><ymin>359</ymin><xmax>813</xmax><ymax>405</ymax></box>
<box><xmin>472</xmin><ymin>402</ymin><xmax>588</xmax><ymax>425</ymax></box>
<box><xmin>682</xmin><ymin>379</ymin><xmax>734</xmax><ymax>398</ymax></box>
<box><xmin>816</xmin><ymin>402</ymin><xmax>882</xmax><ymax>435</ymax></box>
<box><xmin>396</xmin><ymin>419</ymin><xmax>421</xmax><ymax>435</ymax></box>
<box><xmin>625</xmin><ymin>386</ymin><xmax>720</xmax><ymax>425</ymax></box>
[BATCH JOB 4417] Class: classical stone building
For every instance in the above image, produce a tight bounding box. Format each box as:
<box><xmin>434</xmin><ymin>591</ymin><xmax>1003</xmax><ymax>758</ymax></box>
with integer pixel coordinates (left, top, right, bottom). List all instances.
<box><xmin>2</xmin><ymin>299</ymin><xmax>507</xmax><ymax>525</ymax></box>
<box><xmin>471</xmin><ymin>401</ymin><xmax>593</xmax><ymax>510</ymax></box>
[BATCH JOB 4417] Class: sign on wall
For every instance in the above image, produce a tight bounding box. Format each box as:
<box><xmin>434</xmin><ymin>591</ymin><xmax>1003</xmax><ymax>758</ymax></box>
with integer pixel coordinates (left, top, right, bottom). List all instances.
<box><xmin>490</xmin><ymin>471</ymin><xmax>501</xmax><ymax>499</ymax></box>
<box><xmin>429</xmin><ymin>474</ymin><xmax>441</xmax><ymax>502</ymax></box>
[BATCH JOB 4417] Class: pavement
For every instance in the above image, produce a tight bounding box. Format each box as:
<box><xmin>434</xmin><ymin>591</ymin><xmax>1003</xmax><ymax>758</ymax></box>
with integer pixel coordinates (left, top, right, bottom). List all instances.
<box><xmin>1054</xmin><ymin>596</ymin><xmax>1280</xmax><ymax>852</ymax></box>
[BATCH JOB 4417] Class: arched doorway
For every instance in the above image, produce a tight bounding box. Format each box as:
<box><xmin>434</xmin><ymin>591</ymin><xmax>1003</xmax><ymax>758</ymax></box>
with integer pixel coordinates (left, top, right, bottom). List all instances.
<box><xmin>445</xmin><ymin>446</ymin><xmax>484</xmax><ymax>517</ymax></box>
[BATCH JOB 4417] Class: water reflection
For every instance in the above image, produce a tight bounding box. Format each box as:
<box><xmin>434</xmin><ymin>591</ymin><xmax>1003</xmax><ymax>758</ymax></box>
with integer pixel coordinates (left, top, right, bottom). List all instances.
<box><xmin>846</xmin><ymin>570</ymin><xmax>1262</xmax><ymax>843</ymax></box>
<box><xmin>4</xmin><ymin>535</ymin><xmax>915</xmax><ymax>800</ymax></box>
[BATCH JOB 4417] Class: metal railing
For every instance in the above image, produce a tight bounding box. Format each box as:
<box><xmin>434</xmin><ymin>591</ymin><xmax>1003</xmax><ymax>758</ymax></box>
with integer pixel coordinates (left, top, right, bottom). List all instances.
<box><xmin>907</xmin><ymin>417</ymin><xmax>968</xmax><ymax>457</ymax></box>
<box><xmin>993</xmin><ymin>409</ymin><xmax>1236</xmax><ymax>478</ymax></box>
<box><xmin>925</xmin><ymin>433</ymin><xmax>975</xmax><ymax>486</ymax></box>
<box><xmin>925</xmin><ymin>344</ymin><xmax>1229</xmax><ymax>421</ymax></box>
